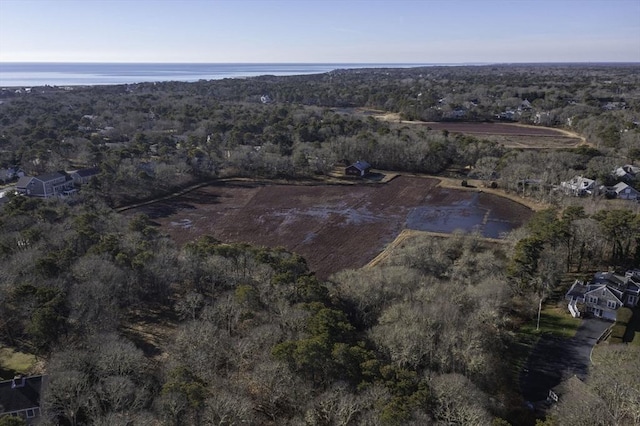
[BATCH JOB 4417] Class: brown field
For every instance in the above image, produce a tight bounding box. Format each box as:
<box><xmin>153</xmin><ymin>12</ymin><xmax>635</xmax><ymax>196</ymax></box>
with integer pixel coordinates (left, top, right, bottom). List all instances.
<box><xmin>358</xmin><ymin>108</ymin><xmax>586</xmax><ymax>149</ymax></box>
<box><xmin>419</xmin><ymin>121</ymin><xmax>567</xmax><ymax>136</ymax></box>
<box><xmin>420</xmin><ymin>122</ymin><xmax>585</xmax><ymax>149</ymax></box>
<box><xmin>473</xmin><ymin>133</ymin><xmax>584</xmax><ymax>149</ymax></box>
<box><xmin>126</xmin><ymin>176</ymin><xmax>532</xmax><ymax>279</ymax></box>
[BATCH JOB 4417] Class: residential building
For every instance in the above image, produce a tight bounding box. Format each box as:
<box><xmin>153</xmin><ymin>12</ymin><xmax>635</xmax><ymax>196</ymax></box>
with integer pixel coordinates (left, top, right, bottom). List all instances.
<box><xmin>519</xmin><ymin>99</ymin><xmax>532</xmax><ymax>111</ymax></box>
<box><xmin>612</xmin><ymin>182</ymin><xmax>640</xmax><ymax>200</ymax></box>
<box><xmin>560</xmin><ymin>176</ymin><xmax>595</xmax><ymax>196</ymax></box>
<box><xmin>70</xmin><ymin>167</ymin><xmax>100</xmax><ymax>185</ymax></box>
<box><xmin>15</xmin><ymin>172</ymin><xmax>74</xmax><ymax>198</ymax></box>
<box><xmin>496</xmin><ymin>110</ymin><xmax>516</xmax><ymax>120</ymax></box>
<box><xmin>566</xmin><ymin>270</ymin><xmax>640</xmax><ymax>320</ymax></box>
<box><xmin>612</xmin><ymin>164</ymin><xmax>639</xmax><ymax>182</ymax></box>
<box><xmin>0</xmin><ymin>375</ymin><xmax>46</xmax><ymax>424</ymax></box>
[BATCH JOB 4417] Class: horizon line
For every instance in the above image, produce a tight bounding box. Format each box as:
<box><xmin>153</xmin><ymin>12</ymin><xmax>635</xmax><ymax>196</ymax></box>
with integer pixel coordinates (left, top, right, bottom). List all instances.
<box><xmin>2</xmin><ymin>61</ymin><xmax>639</xmax><ymax>65</ymax></box>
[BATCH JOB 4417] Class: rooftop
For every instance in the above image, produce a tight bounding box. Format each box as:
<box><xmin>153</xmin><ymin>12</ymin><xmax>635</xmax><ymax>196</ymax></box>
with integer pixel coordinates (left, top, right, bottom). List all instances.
<box><xmin>0</xmin><ymin>375</ymin><xmax>45</xmax><ymax>414</ymax></box>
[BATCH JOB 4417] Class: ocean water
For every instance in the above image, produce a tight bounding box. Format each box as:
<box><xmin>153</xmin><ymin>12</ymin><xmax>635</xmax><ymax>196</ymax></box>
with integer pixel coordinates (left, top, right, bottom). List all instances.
<box><xmin>0</xmin><ymin>62</ymin><xmax>426</xmax><ymax>87</ymax></box>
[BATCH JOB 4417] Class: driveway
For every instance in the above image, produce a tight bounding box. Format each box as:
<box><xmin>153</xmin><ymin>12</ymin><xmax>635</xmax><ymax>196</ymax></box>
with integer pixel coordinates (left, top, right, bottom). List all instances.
<box><xmin>520</xmin><ymin>318</ymin><xmax>611</xmax><ymax>402</ymax></box>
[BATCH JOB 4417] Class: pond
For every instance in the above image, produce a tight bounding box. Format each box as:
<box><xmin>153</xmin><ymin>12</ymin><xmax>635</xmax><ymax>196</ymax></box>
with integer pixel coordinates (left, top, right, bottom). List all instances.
<box><xmin>406</xmin><ymin>190</ymin><xmax>528</xmax><ymax>238</ymax></box>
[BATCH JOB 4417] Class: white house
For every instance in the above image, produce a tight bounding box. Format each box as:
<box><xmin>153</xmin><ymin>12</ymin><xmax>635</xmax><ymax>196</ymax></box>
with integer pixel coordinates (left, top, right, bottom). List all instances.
<box><xmin>566</xmin><ymin>270</ymin><xmax>640</xmax><ymax>320</ymax></box>
<box><xmin>560</xmin><ymin>176</ymin><xmax>596</xmax><ymax>196</ymax></box>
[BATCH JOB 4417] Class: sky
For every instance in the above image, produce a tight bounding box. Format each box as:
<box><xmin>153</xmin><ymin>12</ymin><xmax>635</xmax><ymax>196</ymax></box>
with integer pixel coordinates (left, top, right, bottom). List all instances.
<box><xmin>0</xmin><ymin>0</ymin><xmax>639</xmax><ymax>63</ymax></box>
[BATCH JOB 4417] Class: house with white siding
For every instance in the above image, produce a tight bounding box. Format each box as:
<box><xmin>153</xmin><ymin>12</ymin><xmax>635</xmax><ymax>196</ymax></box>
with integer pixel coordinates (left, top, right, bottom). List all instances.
<box><xmin>566</xmin><ymin>270</ymin><xmax>640</xmax><ymax>321</ymax></box>
<box><xmin>560</xmin><ymin>176</ymin><xmax>595</xmax><ymax>196</ymax></box>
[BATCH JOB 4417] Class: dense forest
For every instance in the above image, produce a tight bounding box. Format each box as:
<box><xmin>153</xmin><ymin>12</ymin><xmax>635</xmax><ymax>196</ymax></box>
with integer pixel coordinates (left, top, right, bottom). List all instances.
<box><xmin>0</xmin><ymin>64</ymin><xmax>639</xmax><ymax>425</ymax></box>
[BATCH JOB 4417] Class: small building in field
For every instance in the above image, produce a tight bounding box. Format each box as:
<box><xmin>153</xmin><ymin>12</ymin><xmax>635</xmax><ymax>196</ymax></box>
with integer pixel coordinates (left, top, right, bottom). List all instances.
<box><xmin>345</xmin><ymin>160</ymin><xmax>371</xmax><ymax>177</ymax></box>
<box><xmin>0</xmin><ymin>375</ymin><xmax>46</xmax><ymax>424</ymax></box>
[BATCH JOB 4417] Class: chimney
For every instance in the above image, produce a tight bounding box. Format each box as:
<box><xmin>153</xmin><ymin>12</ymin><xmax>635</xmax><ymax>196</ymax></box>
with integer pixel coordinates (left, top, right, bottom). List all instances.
<box><xmin>11</xmin><ymin>375</ymin><xmax>26</xmax><ymax>389</ymax></box>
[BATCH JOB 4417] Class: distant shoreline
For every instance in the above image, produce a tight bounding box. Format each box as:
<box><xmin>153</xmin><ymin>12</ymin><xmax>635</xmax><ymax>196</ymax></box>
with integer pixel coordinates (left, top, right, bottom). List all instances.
<box><xmin>1</xmin><ymin>62</ymin><xmax>637</xmax><ymax>88</ymax></box>
<box><xmin>0</xmin><ymin>62</ymin><xmax>434</xmax><ymax>88</ymax></box>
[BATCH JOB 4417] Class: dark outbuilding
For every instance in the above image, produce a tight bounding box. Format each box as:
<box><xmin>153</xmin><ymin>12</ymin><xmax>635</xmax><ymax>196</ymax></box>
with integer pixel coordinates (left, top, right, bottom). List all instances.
<box><xmin>345</xmin><ymin>160</ymin><xmax>371</xmax><ymax>177</ymax></box>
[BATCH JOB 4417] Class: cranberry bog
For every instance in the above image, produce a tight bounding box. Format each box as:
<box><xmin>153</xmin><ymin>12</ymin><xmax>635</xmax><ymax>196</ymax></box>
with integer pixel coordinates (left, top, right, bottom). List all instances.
<box><xmin>420</xmin><ymin>121</ymin><xmax>585</xmax><ymax>149</ymax></box>
<box><xmin>126</xmin><ymin>176</ymin><xmax>532</xmax><ymax>278</ymax></box>
<box><xmin>359</xmin><ymin>109</ymin><xmax>586</xmax><ymax>149</ymax></box>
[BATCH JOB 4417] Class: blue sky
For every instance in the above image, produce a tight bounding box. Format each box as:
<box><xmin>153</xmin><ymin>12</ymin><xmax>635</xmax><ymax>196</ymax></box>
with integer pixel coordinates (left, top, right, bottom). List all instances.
<box><xmin>1</xmin><ymin>0</ymin><xmax>639</xmax><ymax>63</ymax></box>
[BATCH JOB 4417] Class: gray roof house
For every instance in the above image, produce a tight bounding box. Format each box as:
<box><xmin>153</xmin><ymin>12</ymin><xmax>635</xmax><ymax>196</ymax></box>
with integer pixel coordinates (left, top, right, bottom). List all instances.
<box><xmin>612</xmin><ymin>164</ymin><xmax>639</xmax><ymax>182</ymax></box>
<box><xmin>566</xmin><ymin>270</ymin><xmax>640</xmax><ymax>321</ymax></box>
<box><xmin>345</xmin><ymin>160</ymin><xmax>371</xmax><ymax>177</ymax></box>
<box><xmin>16</xmin><ymin>172</ymin><xmax>74</xmax><ymax>198</ymax></box>
<box><xmin>612</xmin><ymin>182</ymin><xmax>640</xmax><ymax>200</ymax></box>
<box><xmin>70</xmin><ymin>167</ymin><xmax>100</xmax><ymax>185</ymax></box>
<box><xmin>0</xmin><ymin>375</ymin><xmax>46</xmax><ymax>424</ymax></box>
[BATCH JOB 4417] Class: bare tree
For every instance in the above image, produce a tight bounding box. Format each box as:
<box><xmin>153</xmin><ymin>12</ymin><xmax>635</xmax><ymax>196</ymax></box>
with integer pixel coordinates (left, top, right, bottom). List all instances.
<box><xmin>42</xmin><ymin>370</ymin><xmax>93</xmax><ymax>426</ymax></box>
<box><xmin>369</xmin><ymin>299</ymin><xmax>440</xmax><ymax>370</ymax></box>
<box><xmin>303</xmin><ymin>383</ymin><xmax>373</xmax><ymax>426</ymax></box>
<box><xmin>589</xmin><ymin>344</ymin><xmax>640</xmax><ymax>426</ymax></box>
<box><xmin>430</xmin><ymin>373</ymin><xmax>492</xmax><ymax>426</ymax></box>
<box><xmin>202</xmin><ymin>386</ymin><xmax>254</xmax><ymax>426</ymax></box>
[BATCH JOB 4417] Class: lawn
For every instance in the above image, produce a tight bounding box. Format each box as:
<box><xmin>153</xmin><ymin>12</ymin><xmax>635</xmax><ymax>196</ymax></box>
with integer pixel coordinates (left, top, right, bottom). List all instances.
<box><xmin>0</xmin><ymin>346</ymin><xmax>37</xmax><ymax>380</ymax></box>
<box><xmin>507</xmin><ymin>304</ymin><xmax>581</xmax><ymax>391</ymax></box>
<box><xmin>519</xmin><ymin>305</ymin><xmax>582</xmax><ymax>339</ymax></box>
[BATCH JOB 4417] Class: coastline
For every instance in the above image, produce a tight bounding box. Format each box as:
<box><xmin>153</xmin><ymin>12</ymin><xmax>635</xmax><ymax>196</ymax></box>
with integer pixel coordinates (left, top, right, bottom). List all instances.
<box><xmin>0</xmin><ymin>62</ymin><xmax>429</xmax><ymax>88</ymax></box>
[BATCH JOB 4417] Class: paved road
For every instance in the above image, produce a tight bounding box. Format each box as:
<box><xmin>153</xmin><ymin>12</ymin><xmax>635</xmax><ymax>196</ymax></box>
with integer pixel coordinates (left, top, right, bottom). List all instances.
<box><xmin>520</xmin><ymin>318</ymin><xmax>611</xmax><ymax>402</ymax></box>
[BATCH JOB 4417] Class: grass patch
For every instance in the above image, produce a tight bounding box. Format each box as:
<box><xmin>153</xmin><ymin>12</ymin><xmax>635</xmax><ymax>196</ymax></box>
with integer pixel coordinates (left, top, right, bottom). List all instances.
<box><xmin>519</xmin><ymin>305</ymin><xmax>581</xmax><ymax>339</ymax></box>
<box><xmin>0</xmin><ymin>346</ymin><xmax>37</xmax><ymax>380</ymax></box>
<box><xmin>611</xmin><ymin>323</ymin><xmax>627</xmax><ymax>340</ymax></box>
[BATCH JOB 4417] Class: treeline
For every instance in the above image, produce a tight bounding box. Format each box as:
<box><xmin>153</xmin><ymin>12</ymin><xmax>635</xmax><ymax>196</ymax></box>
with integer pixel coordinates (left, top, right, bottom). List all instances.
<box><xmin>508</xmin><ymin>206</ymin><xmax>640</xmax><ymax>311</ymax></box>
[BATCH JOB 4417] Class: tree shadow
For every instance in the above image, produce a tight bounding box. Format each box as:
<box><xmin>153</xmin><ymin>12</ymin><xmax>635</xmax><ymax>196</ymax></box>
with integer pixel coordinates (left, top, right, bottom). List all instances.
<box><xmin>623</xmin><ymin>306</ymin><xmax>640</xmax><ymax>343</ymax></box>
<box><xmin>0</xmin><ymin>365</ymin><xmax>17</xmax><ymax>381</ymax></box>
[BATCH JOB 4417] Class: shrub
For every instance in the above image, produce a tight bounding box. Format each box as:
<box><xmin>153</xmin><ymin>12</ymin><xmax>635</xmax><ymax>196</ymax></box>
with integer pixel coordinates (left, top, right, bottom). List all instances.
<box><xmin>616</xmin><ymin>307</ymin><xmax>633</xmax><ymax>325</ymax></box>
